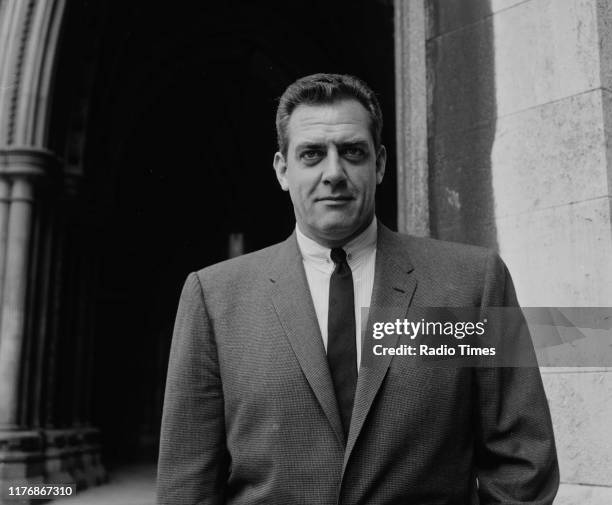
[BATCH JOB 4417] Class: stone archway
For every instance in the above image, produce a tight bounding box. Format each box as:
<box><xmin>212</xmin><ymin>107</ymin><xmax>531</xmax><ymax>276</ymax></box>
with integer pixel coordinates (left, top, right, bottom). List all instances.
<box><xmin>0</xmin><ymin>0</ymin><xmax>107</xmax><ymax>494</ymax></box>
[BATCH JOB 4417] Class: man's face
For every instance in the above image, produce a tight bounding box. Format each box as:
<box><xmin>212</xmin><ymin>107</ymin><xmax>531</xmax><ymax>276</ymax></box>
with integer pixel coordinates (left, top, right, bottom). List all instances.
<box><xmin>273</xmin><ymin>99</ymin><xmax>386</xmax><ymax>247</ymax></box>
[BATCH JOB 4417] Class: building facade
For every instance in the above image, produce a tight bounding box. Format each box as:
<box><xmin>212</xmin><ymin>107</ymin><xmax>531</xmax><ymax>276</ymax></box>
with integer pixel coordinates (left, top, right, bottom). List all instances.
<box><xmin>0</xmin><ymin>0</ymin><xmax>610</xmax><ymax>503</ymax></box>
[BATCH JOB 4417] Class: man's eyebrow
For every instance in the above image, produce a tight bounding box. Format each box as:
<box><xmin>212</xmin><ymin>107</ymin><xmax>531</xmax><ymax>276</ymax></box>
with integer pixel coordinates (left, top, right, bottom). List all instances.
<box><xmin>295</xmin><ymin>142</ymin><xmax>326</xmax><ymax>151</ymax></box>
<box><xmin>294</xmin><ymin>139</ymin><xmax>371</xmax><ymax>151</ymax></box>
<box><xmin>337</xmin><ymin>140</ymin><xmax>370</xmax><ymax>148</ymax></box>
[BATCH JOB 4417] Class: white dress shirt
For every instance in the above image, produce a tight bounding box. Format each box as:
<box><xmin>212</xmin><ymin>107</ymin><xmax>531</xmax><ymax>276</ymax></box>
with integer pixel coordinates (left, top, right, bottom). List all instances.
<box><xmin>295</xmin><ymin>218</ymin><xmax>377</xmax><ymax>370</ymax></box>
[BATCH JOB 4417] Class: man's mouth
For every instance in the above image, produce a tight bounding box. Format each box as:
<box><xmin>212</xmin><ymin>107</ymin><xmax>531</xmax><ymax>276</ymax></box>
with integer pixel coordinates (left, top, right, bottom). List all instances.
<box><xmin>317</xmin><ymin>196</ymin><xmax>353</xmax><ymax>202</ymax></box>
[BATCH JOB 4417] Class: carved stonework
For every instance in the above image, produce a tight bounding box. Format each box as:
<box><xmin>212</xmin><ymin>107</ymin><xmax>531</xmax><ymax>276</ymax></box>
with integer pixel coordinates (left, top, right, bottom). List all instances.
<box><xmin>0</xmin><ymin>1</ymin><xmax>107</xmax><ymax>496</ymax></box>
<box><xmin>0</xmin><ymin>430</ymin><xmax>42</xmax><ymax>454</ymax></box>
<box><xmin>0</xmin><ymin>430</ymin><xmax>44</xmax><ymax>499</ymax></box>
<box><xmin>0</xmin><ymin>0</ymin><xmax>66</xmax><ymax>147</ymax></box>
<box><xmin>0</xmin><ymin>0</ymin><xmax>35</xmax><ymax>144</ymax></box>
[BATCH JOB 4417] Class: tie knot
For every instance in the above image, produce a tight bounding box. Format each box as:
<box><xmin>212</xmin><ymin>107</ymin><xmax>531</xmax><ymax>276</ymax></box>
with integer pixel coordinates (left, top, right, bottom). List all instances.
<box><xmin>330</xmin><ymin>247</ymin><xmax>347</xmax><ymax>264</ymax></box>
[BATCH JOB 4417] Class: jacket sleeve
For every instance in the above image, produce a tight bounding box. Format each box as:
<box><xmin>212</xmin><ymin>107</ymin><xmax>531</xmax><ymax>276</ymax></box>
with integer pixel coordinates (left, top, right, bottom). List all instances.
<box><xmin>157</xmin><ymin>272</ymin><xmax>229</xmax><ymax>505</ymax></box>
<box><xmin>473</xmin><ymin>253</ymin><xmax>559</xmax><ymax>504</ymax></box>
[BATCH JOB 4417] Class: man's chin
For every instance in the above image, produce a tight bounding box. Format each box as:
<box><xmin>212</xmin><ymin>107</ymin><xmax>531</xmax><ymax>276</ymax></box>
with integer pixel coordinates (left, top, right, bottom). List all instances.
<box><xmin>312</xmin><ymin>219</ymin><xmax>359</xmax><ymax>244</ymax></box>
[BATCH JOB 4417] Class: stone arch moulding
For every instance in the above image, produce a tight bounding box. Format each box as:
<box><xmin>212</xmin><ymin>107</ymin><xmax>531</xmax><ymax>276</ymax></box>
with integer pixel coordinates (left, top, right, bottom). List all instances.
<box><xmin>0</xmin><ymin>0</ymin><xmax>66</xmax><ymax>147</ymax></box>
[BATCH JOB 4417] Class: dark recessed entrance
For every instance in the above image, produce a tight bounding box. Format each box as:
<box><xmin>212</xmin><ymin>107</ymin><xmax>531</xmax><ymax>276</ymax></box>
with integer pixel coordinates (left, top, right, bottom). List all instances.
<box><xmin>50</xmin><ymin>0</ymin><xmax>396</xmax><ymax>467</ymax></box>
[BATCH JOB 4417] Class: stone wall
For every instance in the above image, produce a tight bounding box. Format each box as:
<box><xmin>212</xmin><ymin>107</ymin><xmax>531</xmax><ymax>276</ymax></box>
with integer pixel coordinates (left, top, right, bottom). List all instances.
<box><xmin>423</xmin><ymin>0</ymin><xmax>612</xmax><ymax>501</ymax></box>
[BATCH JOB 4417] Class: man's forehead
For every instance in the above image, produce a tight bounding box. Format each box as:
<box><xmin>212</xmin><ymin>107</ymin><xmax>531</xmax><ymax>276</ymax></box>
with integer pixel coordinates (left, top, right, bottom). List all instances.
<box><xmin>287</xmin><ymin>99</ymin><xmax>373</xmax><ymax>145</ymax></box>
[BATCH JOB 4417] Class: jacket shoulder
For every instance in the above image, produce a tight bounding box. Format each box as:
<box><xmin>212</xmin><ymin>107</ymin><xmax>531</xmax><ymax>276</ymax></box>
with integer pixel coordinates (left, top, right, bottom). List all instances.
<box><xmin>402</xmin><ymin>233</ymin><xmax>495</xmax><ymax>268</ymax></box>
<box><xmin>192</xmin><ymin>240</ymin><xmax>285</xmax><ymax>291</ymax></box>
<box><xmin>384</xmin><ymin>230</ymin><xmax>503</xmax><ymax>299</ymax></box>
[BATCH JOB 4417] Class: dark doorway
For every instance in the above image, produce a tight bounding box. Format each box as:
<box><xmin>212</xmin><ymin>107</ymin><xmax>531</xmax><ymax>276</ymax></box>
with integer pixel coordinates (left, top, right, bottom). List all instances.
<box><xmin>51</xmin><ymin>0</ymin><xmax>396</xmax><ymax>466</ymax></box>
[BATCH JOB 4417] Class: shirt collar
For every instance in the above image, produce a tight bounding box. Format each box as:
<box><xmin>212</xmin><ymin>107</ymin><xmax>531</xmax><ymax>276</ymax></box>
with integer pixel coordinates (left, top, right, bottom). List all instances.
<box><xmin>295</xmin><ymin>217</ymin><xmax>377</xmax><ymax>268</ymax></box>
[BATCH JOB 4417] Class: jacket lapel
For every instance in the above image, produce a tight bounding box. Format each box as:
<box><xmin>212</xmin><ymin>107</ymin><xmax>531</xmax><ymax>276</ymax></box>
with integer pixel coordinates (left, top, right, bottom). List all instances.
<box><xmin>343</xmin><ymin>223</ymin><xmax>418</xmax><ymax>470</ymax></box>
<box><xmin>267</xmin><ymin>233</ymin><xmax>345</xmax><ymax>446</ymax></box>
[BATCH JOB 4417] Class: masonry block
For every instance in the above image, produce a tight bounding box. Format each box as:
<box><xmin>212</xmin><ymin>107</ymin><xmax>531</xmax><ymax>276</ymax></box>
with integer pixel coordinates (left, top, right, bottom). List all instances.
<box><xmin>429</xmin><ymin>0</ymin><xmax>603</xmax><ymax>132</ymax></box>
<box><xmin>542</xmin><ymin>371</ymin><xmax>612</xmax><ymax>486</ymax></box>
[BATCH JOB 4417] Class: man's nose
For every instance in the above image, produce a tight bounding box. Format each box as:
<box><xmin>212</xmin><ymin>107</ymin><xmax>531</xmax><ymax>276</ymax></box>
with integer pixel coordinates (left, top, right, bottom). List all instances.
<box><xmin>321</xmin><ymin>150</ymin><xmax>346</xmax><ymax>186</ymax></box>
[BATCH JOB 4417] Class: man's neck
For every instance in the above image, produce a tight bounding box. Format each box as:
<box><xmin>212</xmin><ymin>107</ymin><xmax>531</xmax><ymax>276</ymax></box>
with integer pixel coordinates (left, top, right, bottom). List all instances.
<box><xmin>296</xmin><ymin>217</ymin><xmax>376</xmax><ymax>249</ymax></box>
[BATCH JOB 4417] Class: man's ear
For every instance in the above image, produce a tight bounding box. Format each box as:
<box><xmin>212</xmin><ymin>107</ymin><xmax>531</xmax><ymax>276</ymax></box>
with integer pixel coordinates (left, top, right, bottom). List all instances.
<box><xmin>375</xmin><ymin>145</ymin><xmax>387</xmax><ymax>185</ymax></box>
<box><xmin>273</xmin><ymin>152</ymin><xmax>290</xmax><ymax>191</ymax></box>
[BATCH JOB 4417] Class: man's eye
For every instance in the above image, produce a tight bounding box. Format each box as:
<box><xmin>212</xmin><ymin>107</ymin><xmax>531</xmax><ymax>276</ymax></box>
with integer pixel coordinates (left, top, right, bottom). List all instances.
<box><xmin>343</xmin><ymin>148</ymin><xmax>366</xmax><ymax>161</ymax></box>
<box><xmin>301</xmin><ymin>150</ymin><xmax>324</xmax><ymax>163</ymax></box>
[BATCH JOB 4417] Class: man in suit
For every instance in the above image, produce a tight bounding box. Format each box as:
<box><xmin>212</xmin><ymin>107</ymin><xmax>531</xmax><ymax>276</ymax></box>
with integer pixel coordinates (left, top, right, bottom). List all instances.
<box><xmin>157</xmin><ymin>73</ymin><xmax>559</xmax><ymax>504</ymax></box>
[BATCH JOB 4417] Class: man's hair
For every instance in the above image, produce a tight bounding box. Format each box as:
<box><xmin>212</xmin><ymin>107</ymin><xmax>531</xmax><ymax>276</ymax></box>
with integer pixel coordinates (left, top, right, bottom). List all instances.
<box><xmin>275</xmin><ymin>73</ymin><xmax>383</xmax><ymax>156</ymax></box>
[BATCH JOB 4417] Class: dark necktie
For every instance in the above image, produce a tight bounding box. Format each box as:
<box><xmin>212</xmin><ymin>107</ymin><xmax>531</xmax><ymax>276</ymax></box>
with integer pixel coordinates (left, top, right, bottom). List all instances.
<box><xmin>327</xmin><ymin>247</ymin><xmax>357</xmax><ymax>435</ymax></box>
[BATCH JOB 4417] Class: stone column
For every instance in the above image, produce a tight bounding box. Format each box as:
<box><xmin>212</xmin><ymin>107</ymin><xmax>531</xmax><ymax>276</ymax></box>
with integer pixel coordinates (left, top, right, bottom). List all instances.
<box><xmin>0</xmin><ymin>179</ymin><xmax>10</xmax><ymax>315</ymax></box>
<box><xmin>0</xmin><ymin>177</ymin><xmax>35</xmax><ymax>428</ymax></box>
<box><xmin>394</xmin><ymin>0</ymin><xmax>429</xmax><ymax>237</ymax></box>
<box><xmin>0</xmin><ymin>147</ymin><xmax>57</xmax><ymax>491</ymax></box>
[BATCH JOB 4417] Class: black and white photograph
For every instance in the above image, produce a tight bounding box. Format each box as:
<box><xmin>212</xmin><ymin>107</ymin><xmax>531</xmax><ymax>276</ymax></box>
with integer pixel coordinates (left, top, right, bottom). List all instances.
<box><xmin>0</xmin><ymin>0</ymin><xmax>610</xmax><ymax>504</ymax></box>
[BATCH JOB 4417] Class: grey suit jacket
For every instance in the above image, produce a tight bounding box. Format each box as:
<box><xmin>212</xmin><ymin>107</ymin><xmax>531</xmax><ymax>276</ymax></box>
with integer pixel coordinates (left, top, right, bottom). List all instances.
<box><xmin>157</xmin><ymin>223</ymin><xmax>559</xmax><ymax>505</ymax></box>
